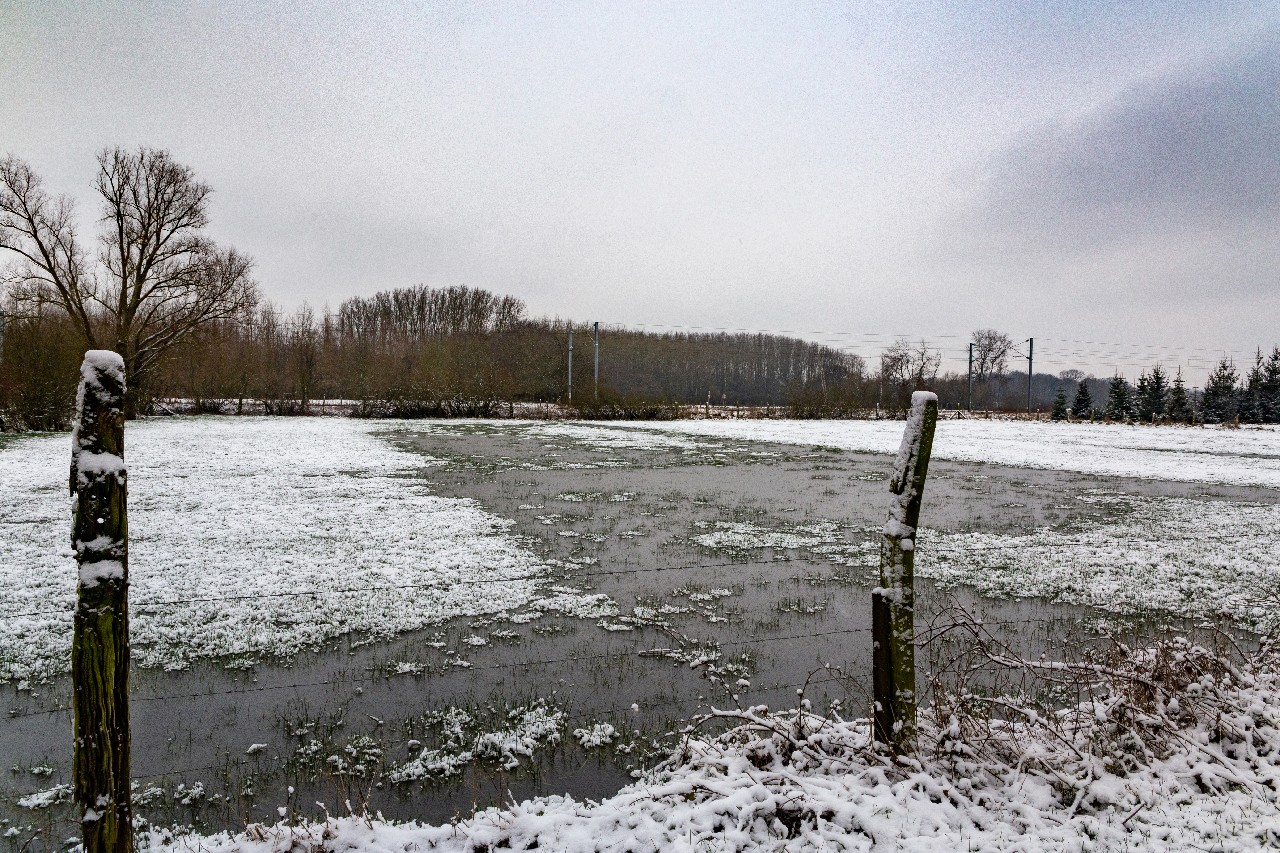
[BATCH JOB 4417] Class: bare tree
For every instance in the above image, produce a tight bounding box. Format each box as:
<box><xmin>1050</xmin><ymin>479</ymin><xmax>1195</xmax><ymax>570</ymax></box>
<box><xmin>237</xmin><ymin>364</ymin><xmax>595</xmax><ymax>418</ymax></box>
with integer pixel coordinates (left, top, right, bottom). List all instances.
<box><xmin>0</xmin><ymin>147</ymin><xmax>258</xmax><ymax>414</ymax></box>
<box><xmin>879</xmin><ymin>338</ymin><xmax>941</xmax><ymax>409</ymax></box>
<box><xmin>881</xmin><ymin>338</ymin><xmax>941</xmax><ymax>387</ymax></box>
<box><xmin>970</xmin><ymin>329</ymin><xmax>1013</xmax><ymax>381</ymax></box>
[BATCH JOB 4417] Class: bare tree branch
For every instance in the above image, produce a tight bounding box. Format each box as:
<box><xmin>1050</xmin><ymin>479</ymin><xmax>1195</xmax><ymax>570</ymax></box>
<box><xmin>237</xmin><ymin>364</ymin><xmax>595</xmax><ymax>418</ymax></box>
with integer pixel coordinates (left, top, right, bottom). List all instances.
<box><xmin>879</xmin><ymin>338</ymin><xmax>941</xmax><ymax>409</ymax></box>
<box><xmin>0</xmin><ymin>156</ymin><xmax>99</xmax><ymax>346</ymax></box>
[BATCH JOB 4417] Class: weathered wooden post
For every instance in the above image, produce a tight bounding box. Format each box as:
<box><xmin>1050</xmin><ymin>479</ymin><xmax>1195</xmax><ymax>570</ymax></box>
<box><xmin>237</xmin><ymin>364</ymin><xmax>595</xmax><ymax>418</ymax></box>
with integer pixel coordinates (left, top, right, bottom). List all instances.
<box><xmin>872</xmin><ymin>390</ymin><xmax>937</xmax><ymax>753</ymax></box>
<box><xmin>70</xmin><ymin>350</ymin><xmax>132</xmax><ymax>853</ymax></box>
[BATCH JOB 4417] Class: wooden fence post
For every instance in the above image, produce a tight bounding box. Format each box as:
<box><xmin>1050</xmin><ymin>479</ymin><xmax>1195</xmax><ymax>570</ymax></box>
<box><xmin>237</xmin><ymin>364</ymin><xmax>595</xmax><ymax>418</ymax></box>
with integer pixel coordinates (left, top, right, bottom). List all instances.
<box><xmin>872</xmin><ymin>390</ymin><xmax>937</xmax><ymax>753</ymax></box>
<box><xmin>70</xmin><ymin>350</ymin><xmax>132</xmax><ymax>853</ymax></box>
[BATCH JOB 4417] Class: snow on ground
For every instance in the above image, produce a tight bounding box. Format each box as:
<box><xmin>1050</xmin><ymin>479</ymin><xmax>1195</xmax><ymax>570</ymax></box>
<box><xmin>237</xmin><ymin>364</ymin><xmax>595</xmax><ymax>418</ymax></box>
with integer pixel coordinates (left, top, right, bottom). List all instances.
<box><xmin>536</xmin><ymin>419</ymin><xmax>1280</xmax><ymax>488</ymax></box>
<box><xmin>692</xmin><ymin>520</ymin><xmax>833</xmax><ymax>551</ymax></box>
<box><xmin>387</xmin><ymin>702</ymin><xmax>565</xmax><ymax>783</ymax></box>
<box><xmin>531</xmin><ymin>421</ymin><xmax>716</xmax><ymax>451</ymax></box>
<box><xmin>12</xmin><ymin>415</ymin><xmax>1280</xmax><ymax>850</ymax></box>
<box><xmin>685</xmin><ymin>495</ymin><xmax>1280</xmax><ymax>631</ymax></box>
<box><xmin>922</xmin><ymin>492</ymin><xmax>1280</xmax><ymax>629</ymax></box>
<box><xmin>0</xmin><ymin>418</ymin><xmax>612</xmax><ymax>685</ymax></box>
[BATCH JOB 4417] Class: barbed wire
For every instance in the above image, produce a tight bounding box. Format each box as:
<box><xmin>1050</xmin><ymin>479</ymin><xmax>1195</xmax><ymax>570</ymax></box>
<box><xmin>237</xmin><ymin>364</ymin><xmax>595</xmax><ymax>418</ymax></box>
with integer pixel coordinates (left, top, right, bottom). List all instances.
<box><xmin>3</xmin><ymin>627</ymin><xmax>873</xmax><ymax>720</ymax></box>
<box><xmin>3</xmin><ymin>612</ymin><xmax>1146</xmax><ymax>722</ymax></box>
<box><xmin>121</xmin><ymin>674</ymin><xmax>855</xmax><ymax>785</ymax></box>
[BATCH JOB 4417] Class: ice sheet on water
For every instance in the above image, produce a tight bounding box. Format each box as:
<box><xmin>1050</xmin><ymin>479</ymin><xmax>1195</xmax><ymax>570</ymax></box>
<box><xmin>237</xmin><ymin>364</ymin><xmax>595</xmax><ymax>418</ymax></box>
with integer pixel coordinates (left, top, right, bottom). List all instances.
<box><xmin>528</xmin><ymin>422</ymin><xmax>715</xmax><ymax>451</ymax></box>
<box><xmin>691</xmin><ymin>521</ymin><xmax>826</xmax><ymax>551</ymax></box>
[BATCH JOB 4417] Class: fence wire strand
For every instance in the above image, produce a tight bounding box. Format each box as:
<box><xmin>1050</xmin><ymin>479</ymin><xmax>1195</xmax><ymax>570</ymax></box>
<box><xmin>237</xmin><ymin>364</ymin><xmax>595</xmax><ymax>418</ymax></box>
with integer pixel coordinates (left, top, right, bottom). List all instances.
<box><xmin>6</xmin><ymin>612</ymin><xmax>1114</xmax><ymax>722</ymax></box>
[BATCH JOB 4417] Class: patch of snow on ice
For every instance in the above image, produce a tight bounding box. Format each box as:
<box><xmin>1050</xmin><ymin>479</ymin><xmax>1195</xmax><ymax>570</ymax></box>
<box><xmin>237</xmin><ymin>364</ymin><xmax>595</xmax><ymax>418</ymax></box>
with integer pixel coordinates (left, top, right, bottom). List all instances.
<box><xmin>388</xmin><ymin>703</ymin><xmax>564</xmax><ymax>782</ymax></box>
<box><xmin>528</xmin><ymin>422</ymin><xmax>715</xmax><ymax>451</ymax></box>
<box><xmin>16</xmin><ymin>784</ymin><xmax>72</xmax><ymax>810</ymax></box>
<box><xmin>692</xmin><ymin>521</ymin><xmax>830</xmax><ymax>551</ymax></box>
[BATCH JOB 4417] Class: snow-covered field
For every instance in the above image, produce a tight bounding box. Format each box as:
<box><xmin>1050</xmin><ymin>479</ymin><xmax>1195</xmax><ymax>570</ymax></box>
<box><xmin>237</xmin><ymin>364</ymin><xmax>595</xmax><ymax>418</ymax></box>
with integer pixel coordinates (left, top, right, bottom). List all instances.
<box><xmin>536</xmin><ymin>418</ymin><xmax>1280</xmax><ymax>488</ymax></box>
<box><xmin>924</xmin><ymin>492</ymin><xmax>1280</xmax><ymax>629</ymax></box>
<box><xmin>0</xmin><ymin>418</ymin><xmax>612</xmax><ymax>685</ymax></box>
<box><xmin>7</xmin><ymin>415</ymin><xmax>1280</xmax><ymax>850</ymax></box>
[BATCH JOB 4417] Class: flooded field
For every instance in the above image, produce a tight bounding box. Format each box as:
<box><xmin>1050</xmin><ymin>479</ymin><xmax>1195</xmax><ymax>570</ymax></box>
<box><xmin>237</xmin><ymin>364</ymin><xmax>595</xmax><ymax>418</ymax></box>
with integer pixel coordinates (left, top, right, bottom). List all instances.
<box><xmin>3</xmin><ymin>418</ymin><xmax>1276</xmax><ymax>845</ymax></box>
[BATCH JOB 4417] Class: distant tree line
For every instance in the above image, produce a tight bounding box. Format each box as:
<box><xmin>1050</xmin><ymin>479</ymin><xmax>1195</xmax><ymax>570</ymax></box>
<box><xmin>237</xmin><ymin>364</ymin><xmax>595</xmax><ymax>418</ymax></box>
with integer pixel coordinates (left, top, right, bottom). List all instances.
<box><xmin>8</xmin><ymin>145</ymin><xmax>1272</xmax><ymax>430</ymax></box>
<box><xmin>5</xmin><ymin>295</ymin><xmax>1277</xmax><ymax>429</ymax></box>
<box><xmin>1049</xmin><ymin>365</ymin><xmax>1196</xmax><ymax>423</ymax></box>
<box><xmin>1042</xmin><ymin>353</ymin><xmax>1280</xmax><ymax>425</ymax></box>
<box><xmin>0</xmin><ymin>283</ymin><xmax>874</xmax><ymax>427</ymax></box>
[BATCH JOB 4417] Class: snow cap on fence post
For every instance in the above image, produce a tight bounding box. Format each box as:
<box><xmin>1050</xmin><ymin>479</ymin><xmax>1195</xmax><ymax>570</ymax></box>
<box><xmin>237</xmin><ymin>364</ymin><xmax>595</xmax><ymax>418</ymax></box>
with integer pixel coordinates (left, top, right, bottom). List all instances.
<box><xmin>873</xmin><ymin>390</ymin><xmax>937</xmax><ymax>754</ymax></box>
<box><xmin>71</xmin><ymin>350</ymin><xmax>127</xmax><ymax>583</ymax></box>
<box><xmin>70</xmin><ymin>348</ymin><xmax>134</xmax><ymax>853</ymax></box>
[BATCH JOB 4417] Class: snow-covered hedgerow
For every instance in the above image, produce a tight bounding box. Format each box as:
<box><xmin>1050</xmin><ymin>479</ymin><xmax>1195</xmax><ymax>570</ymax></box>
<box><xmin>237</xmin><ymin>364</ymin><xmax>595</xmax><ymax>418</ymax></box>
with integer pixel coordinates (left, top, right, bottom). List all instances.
<box><xmin>145</xmin><ymin>640</ymin><xmax>1280</xmax><ymax>852</ymax></box>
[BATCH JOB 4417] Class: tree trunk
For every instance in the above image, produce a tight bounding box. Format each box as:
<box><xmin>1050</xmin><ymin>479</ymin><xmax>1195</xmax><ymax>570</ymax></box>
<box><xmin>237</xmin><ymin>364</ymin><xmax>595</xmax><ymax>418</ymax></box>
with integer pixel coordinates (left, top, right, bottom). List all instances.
<box><xmin>70</xmin><ymin>350</ymin><xmax>133</xmax><ymax>853</ymax></box>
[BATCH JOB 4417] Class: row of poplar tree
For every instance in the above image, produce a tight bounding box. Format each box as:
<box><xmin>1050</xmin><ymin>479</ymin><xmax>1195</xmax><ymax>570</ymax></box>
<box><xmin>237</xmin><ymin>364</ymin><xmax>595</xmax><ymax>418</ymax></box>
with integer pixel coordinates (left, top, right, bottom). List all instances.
<box><xmin>1051</xmin><ymin>350</ymin><xmax>1280</xmax><ymax>424</ymax></box>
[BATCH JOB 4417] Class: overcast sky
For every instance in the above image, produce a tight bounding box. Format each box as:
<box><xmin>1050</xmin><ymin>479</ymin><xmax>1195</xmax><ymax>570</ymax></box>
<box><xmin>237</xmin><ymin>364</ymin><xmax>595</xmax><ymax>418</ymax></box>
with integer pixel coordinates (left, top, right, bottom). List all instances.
<box><xmin>3</xmin><ymin>1</ymin><xmax>1277</xmax><ymax>379</ymax></box>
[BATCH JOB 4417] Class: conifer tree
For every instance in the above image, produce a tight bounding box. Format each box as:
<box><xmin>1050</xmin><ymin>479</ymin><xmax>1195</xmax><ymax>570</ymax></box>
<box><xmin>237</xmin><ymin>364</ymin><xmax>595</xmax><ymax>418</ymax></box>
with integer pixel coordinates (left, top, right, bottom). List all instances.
<box><xmin>1070</xmin><ymin>379</ymin><xmax>1093</xmax><ymax>418</ymax></box>
<box><xmin>1136</xmin><ymin>364</ymin><xmax>1169</xmax><ymax>421</ymax></box>
<box><xmin>1262</xmin><ymin>348</ymin><xmax>1280</xmax><ymax>424</ymax></box>
<box><xmin>1135</xmin><ymin>372</ymin><xmax>1150</xmax><ymax>417</ymax></box>
<box><xmin>1166</xmin><ymin>368</ymin><xmax>1192</xmax><ymax>423</ymax></box>
<box><xmin>1201</xmin><ymin>358</ymin><xmax>1239</xmax><ymax>423</ymax></box>
<box><xmin>1051</xmin><ymin>387</ymin><xmax>1068</xmax><ymax>420</ymax></box>
<box><xmin>1104</xmin><ymin>374</ymin><xmax>1135</xmax><ymax>420</ymax></box>
<box><xmin>1240</xmin><ymin>351</ymin><xmax>1266</xmax><ymax>424</ymax></box>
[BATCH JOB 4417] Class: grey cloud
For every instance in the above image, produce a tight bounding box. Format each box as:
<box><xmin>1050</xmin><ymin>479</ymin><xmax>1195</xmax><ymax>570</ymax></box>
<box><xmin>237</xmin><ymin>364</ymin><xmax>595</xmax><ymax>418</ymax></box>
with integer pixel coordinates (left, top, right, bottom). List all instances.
<box><xmin>972</xmin><ymin>32</ymin><xmax>1280</xmax><ymax>248</ymax></box>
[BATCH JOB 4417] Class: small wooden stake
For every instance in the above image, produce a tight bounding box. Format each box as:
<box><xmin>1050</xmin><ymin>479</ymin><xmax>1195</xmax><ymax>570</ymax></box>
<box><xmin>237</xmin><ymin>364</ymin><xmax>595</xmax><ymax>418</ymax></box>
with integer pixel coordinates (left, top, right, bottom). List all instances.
<box><xmin>873</xmin><ymin>391</ymin><xmax>937</xmax><ymax>753</ymax></box>
<box><xmin>70</xmin><ymin>350</ymin><xmax>132</xmax><ymax>853</ymax></box>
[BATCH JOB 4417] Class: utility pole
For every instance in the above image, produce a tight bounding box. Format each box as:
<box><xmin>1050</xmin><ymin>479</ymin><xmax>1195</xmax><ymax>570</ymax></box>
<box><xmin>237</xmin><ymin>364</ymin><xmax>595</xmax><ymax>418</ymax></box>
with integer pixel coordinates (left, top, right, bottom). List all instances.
<box><xmin>1026</xmin><ymin>337</ymin><xmax>1034</xmax><ymax>415</ymax></box>
<box><xmin>567</xmin><ymin>326</ymin><xmax>573</xmax><ymax>403</ymax></box>
<box><xmin>593</xmin><ymin>321</ymin><xmax>600</xmax><ymax>400</ymax></box>
<box><xmin>967</xmin><ymin>342</ymin><xmax>974</xmax><ymax>412</ymax></box>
